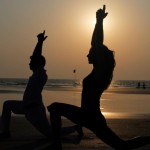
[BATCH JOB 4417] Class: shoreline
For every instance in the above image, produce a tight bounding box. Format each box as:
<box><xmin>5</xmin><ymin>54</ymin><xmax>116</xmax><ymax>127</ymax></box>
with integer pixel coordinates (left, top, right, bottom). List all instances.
<box><xmin>1</xmin><ymin>86</ymin><xmax>150</xmax><ymax>94</ymax></box>
<box><xmin>106</xmin><ymin>87</ymin><xmax>150</xmax><ymax>94</ymax></box>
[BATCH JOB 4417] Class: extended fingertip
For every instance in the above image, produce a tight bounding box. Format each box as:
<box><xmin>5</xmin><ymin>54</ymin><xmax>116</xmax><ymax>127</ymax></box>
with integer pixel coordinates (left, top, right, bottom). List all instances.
<box><xmin>103</xmin><ymin>5</ymin><xmax>106</xmax><ymax>10</ymax></box>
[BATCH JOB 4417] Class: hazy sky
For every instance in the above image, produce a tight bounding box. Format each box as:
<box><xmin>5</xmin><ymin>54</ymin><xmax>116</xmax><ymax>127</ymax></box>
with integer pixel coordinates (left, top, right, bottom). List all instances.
<box><xmin>0</xmin><ymin>0</ymin><xmax>150</xmax><ymax>80</ymax></box>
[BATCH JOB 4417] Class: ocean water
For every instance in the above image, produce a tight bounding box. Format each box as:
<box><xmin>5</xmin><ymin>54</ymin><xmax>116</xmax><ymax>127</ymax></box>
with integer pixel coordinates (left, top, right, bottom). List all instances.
<box><xmin>0</xmin><ymin>78</ymin><xmax>150</xmax><ymax>118</ymax></box>
<box><xmin>0</xmin><ymin>78</ymin><xmax>150</xmax><ymax>88</ymax></box>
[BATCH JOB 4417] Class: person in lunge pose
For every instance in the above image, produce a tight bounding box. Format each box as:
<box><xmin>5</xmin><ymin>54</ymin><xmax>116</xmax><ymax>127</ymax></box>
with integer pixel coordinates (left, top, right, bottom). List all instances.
<box><xmin>48</xmin><ymin>5</ymin><xmax>150</xmax><ymax>150</ymax></box>
<box><xmin>0</xmin><ymin>31</ymin><xmax>78</xmax><ymax>139</ymax></box>
<box><xmin>0</xmin><ymin>31</ymin><xmax>51</xmax><ymax>139</ymax></box>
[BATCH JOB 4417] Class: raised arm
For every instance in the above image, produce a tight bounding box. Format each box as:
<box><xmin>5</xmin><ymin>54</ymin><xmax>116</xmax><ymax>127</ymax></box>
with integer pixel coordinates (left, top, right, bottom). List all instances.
<box><xmin>31</xmin><ymin>30</ymin><xmax>48</xmax><ymax>57</ymax></box>
<box><xmin>91</xmin><ymin>5</ymin><xmax>108</xmax><ymax>47</ymax></box>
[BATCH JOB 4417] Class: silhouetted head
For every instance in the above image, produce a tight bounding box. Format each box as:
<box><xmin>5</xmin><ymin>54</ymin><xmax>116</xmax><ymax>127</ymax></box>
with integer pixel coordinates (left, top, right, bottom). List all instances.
<box><xmin>29</xmin><ymin>55</ymin><xmax>46</xmax><ymax>72</ymax></box>
<box><xmin>87</xmin><ymin>45</ymin><xmax>116</xmax><ymax>90</ymax></box>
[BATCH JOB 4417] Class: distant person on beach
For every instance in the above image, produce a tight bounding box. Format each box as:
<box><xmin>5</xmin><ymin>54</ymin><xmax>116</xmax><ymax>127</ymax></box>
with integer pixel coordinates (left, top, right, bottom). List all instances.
<box><xmin>143</xmin><ymin>82</ymin><xmax>146</xmax><ymax>89</ymax></box>
<box><xmin>0</xmin><ymin>31</ymin><xmax>78</xmax><ymax>139</ymax></box>
<box><xmin>47</xmin><ymin>5</ymin><xmax>150</xmax><ymax>150</ymax></box>
<box><xmin>137</xmin><ymin>82</ymin><xmax>140</xmax><ymax>88</ymax></box>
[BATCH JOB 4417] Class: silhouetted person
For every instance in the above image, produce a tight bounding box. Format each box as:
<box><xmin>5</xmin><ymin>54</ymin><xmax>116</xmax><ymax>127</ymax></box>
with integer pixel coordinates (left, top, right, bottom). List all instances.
<box><xmin>0</xmin><ymin>31</ymin><xmax>78</xmax><ymax>139</ymax></box>
<box><xmin>143</xmin><ymin>82</ymin><xmax>146</xmax><ymax>89</ymax></box>
<box><xmin>137</xmin><ymin>82</ymin><xmax>140</xmax><ymax>88</ymax></box>
<box><xmin>0</xmin><ymin>31</ymin><xmax>50</xmax><ymax>139</ymax></box>
<box><xmin>47</xmin><ymin>5</ymin><xmax>150</xmax><ymax>150</ymax></box>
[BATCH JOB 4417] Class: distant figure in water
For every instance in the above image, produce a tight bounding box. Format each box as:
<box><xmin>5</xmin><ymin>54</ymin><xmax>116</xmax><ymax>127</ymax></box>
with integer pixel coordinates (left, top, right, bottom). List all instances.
<box><xmin>0</xmin><ymin>31</ymin><xmax>78</xmax><ymax>139</ymax></box>
<box><xmin>47</xmin><ymin>5</ymin><xmax>150</xmax><ymax>150</ymax></box>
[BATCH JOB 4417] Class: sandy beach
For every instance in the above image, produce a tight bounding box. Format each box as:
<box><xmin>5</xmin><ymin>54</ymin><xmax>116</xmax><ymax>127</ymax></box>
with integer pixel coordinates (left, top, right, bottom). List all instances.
<box><xmin>0</xmin><ymin>86</ymin><xmax>150</xmax><ymax>149</ymax></box>
<box><xmin>0</xmin><ymin>116</ymin><xmax>150</xmax><ymax>150</ymax></box>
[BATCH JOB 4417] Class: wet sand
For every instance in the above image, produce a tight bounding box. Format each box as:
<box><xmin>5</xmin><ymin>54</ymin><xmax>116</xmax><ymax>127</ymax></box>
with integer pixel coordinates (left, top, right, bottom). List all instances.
<box><xmin>0</xmin><ymin>87</ymin><xmax>150</xmax><ymax>149</ymax></box>
<box><xmin>0</xmin><ymin>116</ymin><xmax>150</xmax><ymax>150</ymax></box>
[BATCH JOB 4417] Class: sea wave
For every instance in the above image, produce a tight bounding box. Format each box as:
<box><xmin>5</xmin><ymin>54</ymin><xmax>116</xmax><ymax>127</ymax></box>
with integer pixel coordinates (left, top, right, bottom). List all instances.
<box><xmin>0</xmin><ymin>78</ymin><xmax>150</xmax><ymax>89</ymax></box>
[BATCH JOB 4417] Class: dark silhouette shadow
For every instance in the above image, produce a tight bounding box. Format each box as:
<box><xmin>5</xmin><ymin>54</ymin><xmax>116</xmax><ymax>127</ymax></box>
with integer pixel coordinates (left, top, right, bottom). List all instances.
<box><xmin>5</xmin><ymin>138</ymin><xmax>50</xmax><ymax>150</ymax></box>
<box><xmin>143</xmin><ymin>82</ymin><xmax>146</xmax><ymax>89</ymax></box>
<box><xmin>0</xmin><ymin>31</ymin><xmax>50</xmax><ymax>139</ymax></box>
<box><xmin>47</xmin><ymin>5</ymin><xmax>150</xmax><ymax>150</ymax></box>
<box><xmin>0</xmin><ymin>31</ymin><xmax>78</xmax><ymax>141</ymax></box>
<box><xmin>2</xmin><ymin>134</ymin><xmax>82</xmax><ymax>150</ymax></box>
<box><xmin>136</xmin><ymin>82</ymin><xmax>141</xmax><ymax>88</ymax></box>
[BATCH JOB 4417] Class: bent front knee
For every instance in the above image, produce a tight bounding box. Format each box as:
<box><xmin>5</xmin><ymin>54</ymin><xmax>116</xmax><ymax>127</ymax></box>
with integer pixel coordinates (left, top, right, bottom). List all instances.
<box><xmin>47</xmin><ymin>102</ymin><xmax>60</xmax><ymax>112</ymax></box>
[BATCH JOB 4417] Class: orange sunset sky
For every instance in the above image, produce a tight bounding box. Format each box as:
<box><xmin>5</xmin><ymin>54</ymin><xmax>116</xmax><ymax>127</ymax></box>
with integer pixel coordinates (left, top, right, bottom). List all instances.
<box><xmin>0</xmin><ymin>0</ymin><xmax>150</xmax><ymax>80</ymax></box>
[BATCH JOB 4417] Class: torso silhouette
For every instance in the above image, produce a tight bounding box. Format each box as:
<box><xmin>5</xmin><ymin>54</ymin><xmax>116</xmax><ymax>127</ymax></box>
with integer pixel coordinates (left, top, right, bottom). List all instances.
<box><xmin>81</xmin><ymin>72</ymin><xmax>102</xmax><ymax>113</ymax></box>
<box><xmin>23</xmin><ymin>66</ymin><xmax>47</xmax><ymax>106</ymax></box>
